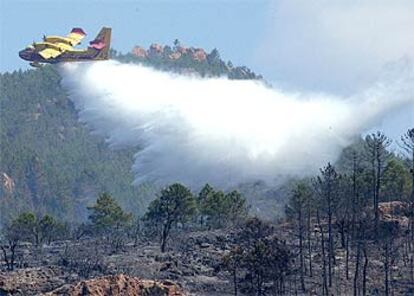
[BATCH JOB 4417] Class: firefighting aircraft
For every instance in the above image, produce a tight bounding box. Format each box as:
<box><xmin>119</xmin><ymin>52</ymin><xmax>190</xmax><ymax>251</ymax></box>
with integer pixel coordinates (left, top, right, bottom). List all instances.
<box><xmin>19</xmin><ymin>27</ymin><xmax>111</xmax><ymax>68</ymax></box>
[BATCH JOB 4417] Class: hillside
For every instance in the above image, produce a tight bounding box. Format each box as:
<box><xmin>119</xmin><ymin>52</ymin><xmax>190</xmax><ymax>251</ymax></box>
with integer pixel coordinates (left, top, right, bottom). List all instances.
<box><xmin>0</xmin><ymin>45</ymin><xmax>262</xmax><ymax>223</ymax></box>
<box><xmin>115</xmin><ymin>41</ymin><xmax>262</xmax><ymax>80</ymax></box>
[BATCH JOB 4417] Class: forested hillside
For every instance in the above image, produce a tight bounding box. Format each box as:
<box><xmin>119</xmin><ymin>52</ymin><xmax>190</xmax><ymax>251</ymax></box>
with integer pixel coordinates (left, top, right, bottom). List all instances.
<box><xmin>0</xmin><ymin>45</ymin><xmax>262</xmax><ymax>223</ymax></box>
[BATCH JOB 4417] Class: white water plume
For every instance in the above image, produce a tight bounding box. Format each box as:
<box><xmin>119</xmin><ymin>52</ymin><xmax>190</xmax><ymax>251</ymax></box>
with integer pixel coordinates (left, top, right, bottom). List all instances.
<box><xmin>60</xmin><ymin>60</ymin><xmax>414</xmax><ymax>188</ymax></box>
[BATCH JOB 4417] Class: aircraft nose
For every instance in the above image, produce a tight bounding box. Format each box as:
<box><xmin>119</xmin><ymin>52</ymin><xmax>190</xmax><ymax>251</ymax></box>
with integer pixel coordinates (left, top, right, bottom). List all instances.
<box><xmin>19</xmin><ymin>49</ymin><xmax>30</xmax><ymax>60</ymax></box>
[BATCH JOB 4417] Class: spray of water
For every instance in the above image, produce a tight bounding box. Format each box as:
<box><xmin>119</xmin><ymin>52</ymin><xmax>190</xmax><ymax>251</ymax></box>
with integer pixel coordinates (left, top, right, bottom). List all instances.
<box><xmin>60</xmin><ymin>60</ymin><xmax>414</xmax><ymax>188</ymax></box>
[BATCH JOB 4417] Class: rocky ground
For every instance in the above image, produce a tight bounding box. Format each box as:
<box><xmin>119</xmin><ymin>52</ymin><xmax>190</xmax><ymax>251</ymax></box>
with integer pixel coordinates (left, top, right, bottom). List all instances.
<box><xmin>0</xmin><ymin>270</ymin><xmax>184</xmax><ymax>295</ymax></box>
<box><xmin>1</xmin><ymin>224</ymin><xmax>414</xmax><ymax>295</ymax></box>
<box><xmin>0</xmin><ymin>230</ymin><xmax>234</xmax><ymax>295</ymax></box>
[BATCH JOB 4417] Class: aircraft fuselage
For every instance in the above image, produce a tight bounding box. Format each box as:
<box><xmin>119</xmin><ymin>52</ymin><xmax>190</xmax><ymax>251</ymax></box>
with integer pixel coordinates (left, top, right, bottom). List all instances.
<box><xmin>19</xmin><ymin>47</ymin><xmax>104</xmax><ymax>65</ymax></box>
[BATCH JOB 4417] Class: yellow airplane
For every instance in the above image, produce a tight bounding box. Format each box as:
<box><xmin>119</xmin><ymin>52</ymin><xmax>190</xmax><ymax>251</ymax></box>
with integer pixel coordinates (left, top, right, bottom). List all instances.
<box><xmin>19</xmin><ymin>27</ymin><xmax>111</xmax><ymax>67</ymax></box>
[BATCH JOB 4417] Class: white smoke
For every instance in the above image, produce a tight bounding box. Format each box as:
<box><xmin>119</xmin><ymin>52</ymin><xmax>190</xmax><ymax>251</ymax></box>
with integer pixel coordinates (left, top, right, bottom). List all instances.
<box><xmin>60</xmin><ymin>60</ymin><xmax>414</xmax><ymax>188</ymax></box>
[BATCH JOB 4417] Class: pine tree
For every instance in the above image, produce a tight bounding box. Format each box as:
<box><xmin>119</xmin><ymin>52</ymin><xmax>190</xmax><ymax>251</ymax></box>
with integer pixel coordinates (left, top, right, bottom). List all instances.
<box><xmin>144</xmin><ymin>183</ymin><xmax>196</xmax><ymax>252</ymax></box>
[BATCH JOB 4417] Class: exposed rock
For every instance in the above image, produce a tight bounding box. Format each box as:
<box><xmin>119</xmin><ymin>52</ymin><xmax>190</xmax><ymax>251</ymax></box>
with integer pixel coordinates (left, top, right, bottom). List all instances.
<box><xmin>191</xmin><ymin>49</ymin><xmax>206</xmax><ymax>62</ymax></box>
<box><xmin>128</xmin><ymin>43</ymin><xmax>261</xmax><ymax>82</ymax></box>
<box><xmin>378</xmin><ymin>201</ymin><xmax>410</xmax><ymax>227</ymax></box>
<box><xmin>131</xmin><ymin>46</ymin><xmax>147</xmax><ymax>58</ymax></box>
<box><xmin>199</xmin><ymin>243</ymin><xmax>211</xmax><ymax>249</ymax></box>
<box><xmin>148</xmin><ymin>44</ymin><xmax>164</xmax><ymax>56</ymax></box>
<box><xmin>0</xmin><ymin>172</ymin><xmax>14</xmax><ymax>194</ymax></box>
<box><xmin>379</xmin><ymin>201</ymin><xmax>410</xmax><ymax>216</ymax></box>
<box><xmin>168</xmin><ymin>52</ymin><xmax>182</xmax><ymax>60</ymax></box>
<box><xmin>46</xmin><ymin>274</ymin><xmax>185</xmax><ymax>296</ymax></box>
<box><xmin>175</xmin><ymin>46</ymin><xmax>188</xmax><ymax>54</ymax></box>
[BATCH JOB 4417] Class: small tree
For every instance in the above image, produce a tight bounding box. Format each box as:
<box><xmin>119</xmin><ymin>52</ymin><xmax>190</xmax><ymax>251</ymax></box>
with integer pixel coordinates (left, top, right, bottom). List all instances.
<box><xmin>1</xmin><ymin>212</ymin><xmax>39</xmax><ymax>270</ymax></box>
<box><xmin>243</xmin><ymin>237</ymin><xmax>290</xmax><ymax>296</ymax></box>
<box><xmin>224</xmin><ymin>190</ymin><xmax>249</xmax><ymax>226</ymax></box>
<box><xmin>88</xmin><ymin>192</ymin><xmax>132</xmax><ymax>232</ymax></box>
<box><xmin>238</xmin><ymin>217</ymin><xmax>274</xmax><ymax>247</ymax></box>
<box><xmin>314</xmin><ymin>163</ymin><xmax>341</xmax><ymax>288</ymax></box>
<box><xmin>286</xmin><ymin>181</ymin><xmax>312</xmax><ymax>292</ymax></box>
<box><xmin>207</xmin><ymin>48</ymin><xmax>221</xmax><ymax>64</ymax></box>
<box><xmin>88</xmin><ymin>192</ymin><xmax>132</xmax><ymax>252</ymax></box>
<box><xmin>202</xmin><ymin>190</ymin><xmax>227</xmax><ymax>228</ymax></box>
<box><xmin>379</xmin><ymin>221</ymin><xmax>400</xmax><ymax>296</ymax></box>
<box><xmin>0</xmin><ymin>220</ymin><xmax>27</xmax><ymax>271</ymax></box>
<box><xmin>365</xmin><ymin>131</ymin><xmax>391</xmax><ymax>239</ymax></box>
<box><xmin>38</xmin><ymin>214</ymin><xmax>67</xmax><ymax>244</ymax></box>
<box><xmin>381</xmin><ymin>159</ymin><xmax>411</xmax><ymax>201</ymax></box>
<box><xmin>400</xmin><ymin>128</ymin><xmax>414</xmax><ymax>243</ymax></box>
<box><xmin>199</xmin><ymin>187</ymin><xmax>248</xmax><ymax>229</ymax></box>
<box><xmin>197</xmin><ymin>183</ymin><xmax>215</xmax><ymax>226</ymax></box>
<box><xmin>13</xmin><ymin>212</ymin><xmax>38</xmax><ymax>242</ymax></box>
<box><xmin>1</xmin><ymin>226</ymin><xmax>20</xmax><ymax>271</ymax></box>
<box><xmin>144</xmin><ymin>183</ymin><xmax>196</xmax><ymax>252</ymax></box>
<box><xmin>226</xmin><ymin>218</ymin><xmax>291</xmax><ymax>295</ymax></box>
<box><xmin>222</xmin><ymin>246</ymin><xmax>244</xmax><ymax>296</ymax></box>
<box><xmin>173</xmin><ymin>38</ymin><xmax>181</xmax><ymax>49</ymax></box>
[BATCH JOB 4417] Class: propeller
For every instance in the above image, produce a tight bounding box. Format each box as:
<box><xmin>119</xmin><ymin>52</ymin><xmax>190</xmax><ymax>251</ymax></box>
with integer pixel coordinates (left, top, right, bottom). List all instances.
<box><xmin>43</xmin><ymin>35</ymin><xmax>46</xmax><ymax>42</ymax></box>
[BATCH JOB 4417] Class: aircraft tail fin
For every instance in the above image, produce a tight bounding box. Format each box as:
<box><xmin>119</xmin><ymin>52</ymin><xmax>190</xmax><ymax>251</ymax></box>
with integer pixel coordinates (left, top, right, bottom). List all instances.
<box><xmin>89</xmin><ymin>27</ymin><xmax>111</xmax><ymax>59</ymax></box>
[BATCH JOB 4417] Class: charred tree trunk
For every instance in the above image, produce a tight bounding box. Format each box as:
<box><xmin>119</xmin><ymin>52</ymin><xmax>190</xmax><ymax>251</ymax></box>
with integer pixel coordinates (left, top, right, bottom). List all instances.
<box><xmin>384</xmin><ymin>242</ymin><xmax>390</xmax><ymax>296</ymax></box>
<box><xmin>411</xmin><ymin>148</ymin><xmax>414</xmax><ymax>248</ymax></box>
<box><xmin>160</xmin><ymin>221</ymin><xmax>172</xmax><ymax>253</ymax></box>
<box><xmin>317</xmin><ymin>211</ymin><xmax>329</xmax><ymax>296</ymax></box>
<box><xmin>345</xmin><ymin>224</ymin><xmax>351</xmax><ymax>280</ymax></box>
<box><xmin>328</xmin><ymin>199</ymin><xmax>333</xmax><ymax>287</ymax></box>
<box><xmin>374</xmin><ymin>149</ymin><xmax>382</xmax><ymax>239</ymax></box>
<box><xmin>233</xmin><ymin>268</ymin><xmax>238</xmax><ymax>296</ymax></box>
<box><xmin>351</xmin><ymin>152</ymin><xmax>358</xmax><ymax>239</ymax></box>
<box><xmin>338</xmin><ymin>220</ymin><xmax>346</xmax><ymax>248</ymax></box>
<box><xmin>307</xmin><ymin>207</ymin><xmax>313</xmax><ymax>277</ymax></box>
<box><xmin>410</xmin><ymin>252</ymin><xmax>414</xmax><ymax>285</ymax></box>
<box><xmin>1</xmin><ymin>245</ymin><xmax>10</xmax><ymax>270</ymax></box>
<box><xmin>362</xmin><ymin>245</ymin><xmax>369</xmax><ymax>296</ymax></box>
<box><xmin>366</xmin><ymin>132</ymin><xmax>390</xmax><ymax>241</ymax></box>
<box><xmin>1</xmin><ymin>241</ymin><xmax>17</xmax><ymax>271</ymax></box>
<box><xmin>298</xmin><ymin>207</ymin><xmax>305</xmax><ymax>292</ymax></box>
<box><xmin>256</xmin><ymin>271</ymin><xmax>264</xmax><ymax>296</ymax></box>
<box><xmin>354</xmin><ymin>241</ymin><xmax>361</xmax><ymax>296</ymax></box>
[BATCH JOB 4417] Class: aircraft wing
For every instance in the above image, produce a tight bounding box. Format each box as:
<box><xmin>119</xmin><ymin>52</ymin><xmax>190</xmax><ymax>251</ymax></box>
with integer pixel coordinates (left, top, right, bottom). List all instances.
<box><xmin>44</xmin><ymin>28</ymin><xmax>86</xmax><ymax>47</ymax></box>
<box><xmin>66</xmin><ymin>28</ymin><xmax>86</xmax><ymax>46</ymax></box>
<box><xmin>38</xmin><ymin>48</ymin><xmax>62</xmax><ymax>59</ymax></box>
